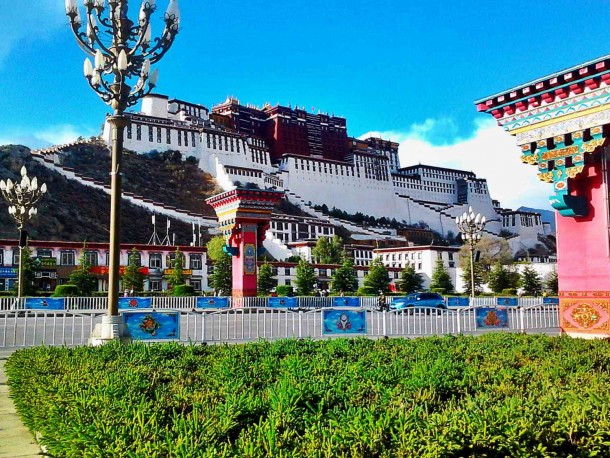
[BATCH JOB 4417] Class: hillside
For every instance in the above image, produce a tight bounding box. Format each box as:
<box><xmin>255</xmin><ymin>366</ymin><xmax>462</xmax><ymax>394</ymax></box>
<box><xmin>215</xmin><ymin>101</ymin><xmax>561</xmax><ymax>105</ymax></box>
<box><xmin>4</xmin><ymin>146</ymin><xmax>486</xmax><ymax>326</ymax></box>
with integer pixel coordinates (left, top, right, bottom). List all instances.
<box><xmin>0</xmin><ymin>146</ymin><xmax>205</xmax><ymax>245</ymax></box>
<box><xmin>56</xmin><ymin>143</ymin><xmax>220</xmax><ymax>216</ymax></box>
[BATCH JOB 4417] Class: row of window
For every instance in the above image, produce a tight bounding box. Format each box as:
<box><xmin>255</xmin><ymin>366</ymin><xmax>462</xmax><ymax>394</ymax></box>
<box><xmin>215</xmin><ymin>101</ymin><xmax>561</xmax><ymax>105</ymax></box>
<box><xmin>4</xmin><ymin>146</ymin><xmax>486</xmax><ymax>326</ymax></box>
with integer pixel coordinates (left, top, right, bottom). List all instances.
<box><xmin>206</xmin><ymin>133</ymin><xmax>241</xmax><ymax>153</ymax></box>
<box><xmin>126</xmin><ymin>124</ymin><xmax>197</xmax><ymax>147</ymax></box>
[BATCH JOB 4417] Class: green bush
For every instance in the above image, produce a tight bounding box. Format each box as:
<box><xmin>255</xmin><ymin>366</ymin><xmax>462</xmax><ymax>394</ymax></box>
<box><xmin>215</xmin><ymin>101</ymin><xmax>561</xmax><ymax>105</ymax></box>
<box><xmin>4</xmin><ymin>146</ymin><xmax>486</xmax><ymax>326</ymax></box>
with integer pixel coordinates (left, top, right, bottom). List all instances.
<box><xmin>6</xmin><ymin>335</ymin><xmax>610</xmax><ymax>457</ymax></box>
<box><xmin>502</xmin><ymin>288</ymin><xmax>518</xmax><ymax>295</ymax></box>
<box><xmin>275</xmin><ymin>285</ymin><xmax>294</xmax><ymax>296</ymax></box>
<box><xmin>171</xmin><ymin>284</ymin><xmax>195</xmax><ymax>296</ymax></box>
<box><xmin>51</xmin><ymin>285</ymin><xmax>80</xmax><ymax>297</ymax></box>
<box><xmin>356</xmin><ymin>285</ymin><xmax>377</xmax><ymax>296</ymax></box>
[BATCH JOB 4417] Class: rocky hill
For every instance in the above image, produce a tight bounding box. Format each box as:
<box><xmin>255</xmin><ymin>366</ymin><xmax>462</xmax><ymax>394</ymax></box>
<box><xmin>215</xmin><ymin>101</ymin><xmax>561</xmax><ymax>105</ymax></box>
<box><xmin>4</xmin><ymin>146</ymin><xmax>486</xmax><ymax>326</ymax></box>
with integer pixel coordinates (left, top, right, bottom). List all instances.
<box><xmin>0</xmin><ymin>146</ymin><xmax>204</xmax><ymax>245</ymax></box>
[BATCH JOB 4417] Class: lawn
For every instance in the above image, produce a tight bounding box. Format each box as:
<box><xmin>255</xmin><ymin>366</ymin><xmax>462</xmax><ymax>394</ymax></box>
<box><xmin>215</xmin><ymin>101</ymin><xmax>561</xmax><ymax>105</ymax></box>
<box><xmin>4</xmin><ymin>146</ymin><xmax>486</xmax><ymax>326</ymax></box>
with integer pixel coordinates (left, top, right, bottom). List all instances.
<box><xmin>6</xmin><ymin>334</ymin><xmax>610</xmax><ymax>457</ymax></box>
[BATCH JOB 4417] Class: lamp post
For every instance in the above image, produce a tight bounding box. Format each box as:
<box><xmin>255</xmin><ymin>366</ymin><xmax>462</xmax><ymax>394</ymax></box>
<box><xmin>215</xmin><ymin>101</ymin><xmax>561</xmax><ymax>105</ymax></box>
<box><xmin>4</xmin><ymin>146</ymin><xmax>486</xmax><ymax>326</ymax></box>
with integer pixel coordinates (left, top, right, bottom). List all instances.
<box><xmin>456</xmin><ymin>207</ymin><xmax>486</xmax><ymax>298</ymax></box>
<box><xmin>65</xmin><ymin>0</ymin><xmax>180</xmax><ymax>341</ymax></box>
<box><xmin>0</xmin><ymin>167</ymin><xmax>47</xmax><ymax>298</ymax></box>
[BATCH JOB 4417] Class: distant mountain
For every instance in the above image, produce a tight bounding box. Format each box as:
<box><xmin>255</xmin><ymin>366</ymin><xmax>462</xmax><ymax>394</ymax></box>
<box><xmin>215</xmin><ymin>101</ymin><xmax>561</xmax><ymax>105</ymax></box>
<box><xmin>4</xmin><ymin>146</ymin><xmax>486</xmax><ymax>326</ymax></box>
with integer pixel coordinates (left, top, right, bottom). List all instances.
<box><xmin>518</xmin><ymin>206</ymin><xmax>556</xmax><ymax>233</ymax></box>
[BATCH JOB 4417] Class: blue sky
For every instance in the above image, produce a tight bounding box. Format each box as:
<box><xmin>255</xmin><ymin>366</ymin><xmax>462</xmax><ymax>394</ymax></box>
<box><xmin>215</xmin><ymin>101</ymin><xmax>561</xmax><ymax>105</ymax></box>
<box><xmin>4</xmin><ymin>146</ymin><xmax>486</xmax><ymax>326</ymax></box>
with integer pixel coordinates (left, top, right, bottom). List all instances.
<box><xmin>1</xmin><ymin>0</ymin><xmax>610</xmax><ymax>210</ymax></box>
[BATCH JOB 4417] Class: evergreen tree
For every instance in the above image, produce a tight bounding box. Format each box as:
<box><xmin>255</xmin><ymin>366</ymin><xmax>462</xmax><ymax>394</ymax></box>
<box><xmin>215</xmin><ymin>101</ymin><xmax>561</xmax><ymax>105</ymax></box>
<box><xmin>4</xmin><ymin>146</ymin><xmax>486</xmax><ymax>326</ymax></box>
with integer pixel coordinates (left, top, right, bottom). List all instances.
<box><xmin>13</xmin><ymin>247</ymin><xmax>37</xmax><ymax>296</ymax></box>
<box><xmin>331</xmin><ymin>255</ymin><xmax>358</xmax><ymax>294</ymax></box>
<box><xmin>520</xmin><ymin>264</ymin><xmax>543</xmax><ymax>296</ymax></box>
<box><xmin>544</xmin><ymin>268</ymin><xmax>559</xmax><ymax>295</ymax></box>
<box><xmin>167</xmin><ymin>248</ymin><xmax>186</xmax><ymax>288</ymax></box>
<box><xmin>122</xmin><ymin>248</ymin><xmax>144</xmax><ymax>293</ymax></box>
<box><xmin>207</xmin><ymin>236</ymin><xmax>232</xmax><ymax>295</ymax></box>
<box><xmin>363</xmin><ymin>257</ymin><xmax>391</xmax><ymax>294</ymax></box>
<box><xmin>429</xmin><ymin>257</ymin><xmax>454</xmax><ymax>294</ymax></box>
<box><xmin>459</xmin><ymin>257</ymin><xmax>483</xmax><ymax>295</ymax></box>
<box><xmin>312</xmin><ymin>235</ymin><xmax>343</xmax><ymax>264</ymax></box>
<box><xmin>487</xmin><ymin>261</ymin><xmax>520</xmax><ymax>293</ymax></box>
<box><xmin>69</xmin><ymin>245</ymin><xmax>98</xmax><ymax>296</ymax></box>
<box><xmin>257</xmin><ymin>261</ymin><xmax>276</xmax><ymax>295</ymax></box>
<box><xmin>295</xmin><ymin>258</ymin><xmax>316</xmax><ymax>296</ymax></box>
<box><xmin>398</xmin><ymin>264</ymin><xmax>424</xmax><ymax>294</ymax></box>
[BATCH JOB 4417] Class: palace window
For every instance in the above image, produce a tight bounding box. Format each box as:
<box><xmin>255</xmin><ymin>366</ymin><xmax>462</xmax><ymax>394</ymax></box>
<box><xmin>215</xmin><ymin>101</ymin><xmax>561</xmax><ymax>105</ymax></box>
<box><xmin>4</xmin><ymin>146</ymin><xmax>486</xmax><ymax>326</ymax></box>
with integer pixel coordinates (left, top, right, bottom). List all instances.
<box><xmin>185</xmin><ymin>131</ymin><xmax>188</xmax><ymax>146</ymax></box>
<box><xmin>0</xmin><ymin>251</ymin><xmax>3</xmax><ymax>265</ymax></box>
<box><xmin>127</xmin><ymin>124</ymin><xmax>132</xmax><ymax>139</ymax></box>
<box><xmin>206</xmin><ymin>134</ymin><xmax>210</xmax><ymax>148</ymax></box>
<box><xmin>148</xmin><ymin>126</ymin><xmax>153</xmax><ymax>142</ymax></box>
<box><xmin>12</xmin><ymin>250</ymin><xmax>19</xmax><ymax>266</ymax></box>
<box><xmin>177</xmin><ymin>130</ymin><xmax>182</xmax><ymax>146</ymax></box>
<box><xmin>157</xmin><ymin>127</ymin><xmax>162</xmax><ymax>143</ymax></box>
<box><xmin>167</xmin><ymin>129</ymin><xmax>171</xmax><ymax>144</ymax></box>
<box><xmin>136</xmin><ymin>124</ymin><xmax>141</xmax><ymax>140</ymax></box>
<box><xmin>192</xmin><ymin>132</ymin><xmax>196</xmax><ymax>146</ymax></box>
<box><xmin>189</xmin><ymin>279</ymin><xmax>202</xmax><ymax>291</ymax></box>
<box><xmin>60</xmin><ymin>251</ymin><xmax>76</xmax><ymax>266</ymax></box>
<box><xmin>236</xmin><ymin>140</ymin><xmax>240</xmax><ymax>153</ymax></box>
<box><xmin>37</xmin><ymin>249</ymin><xmax>52</xmax><ymax>258</ymax></box>
<box><xmin>84</xmin><ymin>251</ymin><xmax>98</xmax><ymax>266</ymax></box>
<box><xmin>189</xmin><ymin>254</ymin><xmax>202</xmax><ymax>270</ymax></box>
<box><xmin>149</xmin><ymin>253</ymin><xmax>162</xmax><ymax>269</ymax></box>
<box><xmin>149</xmin><ymin>280</ymin><xmax>161</xmax><ymax>291</ymax></box>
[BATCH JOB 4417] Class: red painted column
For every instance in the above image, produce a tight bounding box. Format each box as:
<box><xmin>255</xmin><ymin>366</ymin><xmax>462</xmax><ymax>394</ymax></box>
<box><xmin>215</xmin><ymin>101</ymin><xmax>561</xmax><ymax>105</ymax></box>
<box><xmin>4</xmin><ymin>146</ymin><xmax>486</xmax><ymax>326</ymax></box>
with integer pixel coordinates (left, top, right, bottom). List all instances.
<box><xmin>557</xmin><ymin>161</ymin><xmax>610</xmax><ymax>337</ymax></box>
<box><xmin>231</xmin><ymin>224</ymin><xmax>258</xmax><ymax>298</ymax></box>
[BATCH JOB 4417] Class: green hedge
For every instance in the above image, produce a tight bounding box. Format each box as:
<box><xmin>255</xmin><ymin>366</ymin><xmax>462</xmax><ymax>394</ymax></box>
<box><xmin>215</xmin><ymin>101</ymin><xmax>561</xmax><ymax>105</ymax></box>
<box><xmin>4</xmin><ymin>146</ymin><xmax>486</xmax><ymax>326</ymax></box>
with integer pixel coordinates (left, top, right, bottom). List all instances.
<box><xmin>6</xmin><ymin>334</ymin><xmax>610</xmax><ymax>457</ymax></box>
<box><xmin>275</xmin><ymin>285</ymin><xmax>293</xmax><ymax>296</ymax></box>
<box><xmin>51</xmin><ymin>285</ymin><xmax>80</xmax><ymax>297</ymax></box>
<box><xmin>171</xmin><ymin>284</ymin><xmax>195</xmax><ymax>296</ymax></box>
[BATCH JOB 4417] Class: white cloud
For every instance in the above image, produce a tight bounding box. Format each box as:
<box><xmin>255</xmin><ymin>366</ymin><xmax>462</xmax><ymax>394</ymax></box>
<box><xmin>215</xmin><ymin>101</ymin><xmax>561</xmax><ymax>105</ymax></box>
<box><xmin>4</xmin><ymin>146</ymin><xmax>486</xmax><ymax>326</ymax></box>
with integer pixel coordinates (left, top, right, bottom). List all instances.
<box><xmin>361</xmin><ymin>117</ymin><xmax>552</xmax><ymax>211</ymax></box>
<box><xmin>0</xmin><ymin>124</ymin><xmax>96</xmax><ymax>150</ymax></box>
<box><xmin>0</xmin><ymin>1</ymin><xmax>66</xmax><ymax>67</ymax></box>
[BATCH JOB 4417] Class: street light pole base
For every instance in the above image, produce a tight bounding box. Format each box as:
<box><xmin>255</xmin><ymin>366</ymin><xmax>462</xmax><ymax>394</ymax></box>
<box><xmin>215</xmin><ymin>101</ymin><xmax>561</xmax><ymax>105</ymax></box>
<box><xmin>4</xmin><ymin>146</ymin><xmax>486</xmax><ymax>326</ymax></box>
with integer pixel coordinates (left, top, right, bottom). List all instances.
<box><xmin>89</xmin><ymin>315</ymin><xmax>131</xmax><ymax>346</ymax></box>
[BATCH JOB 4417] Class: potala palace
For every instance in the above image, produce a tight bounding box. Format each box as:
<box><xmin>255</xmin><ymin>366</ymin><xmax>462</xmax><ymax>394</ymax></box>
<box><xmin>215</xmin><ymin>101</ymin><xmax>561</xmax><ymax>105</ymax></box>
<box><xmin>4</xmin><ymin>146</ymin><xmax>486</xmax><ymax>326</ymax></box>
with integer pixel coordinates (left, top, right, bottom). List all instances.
<box><xmin>102</xmin><ymin>94</ymin><xmax>551</xmax><ymax>255</ymax></box>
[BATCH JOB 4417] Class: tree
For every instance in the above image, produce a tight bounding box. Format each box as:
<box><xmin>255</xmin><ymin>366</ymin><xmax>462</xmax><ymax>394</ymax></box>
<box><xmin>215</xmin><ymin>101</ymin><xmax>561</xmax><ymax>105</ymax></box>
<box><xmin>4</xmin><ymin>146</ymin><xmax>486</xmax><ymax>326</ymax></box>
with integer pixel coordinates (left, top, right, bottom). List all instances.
<box><xmin>458</xmin><ymin>235</ymin><xmax>513</xmax><ymax>280</ymax></box>
<box><xmin>544</xmin><ymin>268</ymin><xmax>558</xmax><ymax>295</ymax></box>
<box><xmin>207</xmin><ymin>236</ymin><xmax>232</xmax><ymax>295</ymax></box>
<box><xmin>398</xmin><ymin>264</ymin><xmax>424</xmax><ymax>294</ymax></box>
<box><xmin>295</xmin><ymin>258</ymin><xmax>316</xmax><ymax>296</ymax></box>
<box><xmin>13</xmin><ymin>247</ymin><xmax>37</xmax><ymax>296</ymax></box>
<box><xmin>363</xmin><ymin>257</ymin><xmax>391</xmax><ymax>294</ymax></box>
<box><xmin>312</xmin><ymin>235</ymin><xmax>343</xmax><ymax>264</ymax></box>
<box><xmin>167</xmin><ymin>248</ymin><xmax>186</xmax><ymax>288</ymax></box>
<box><xmin>69</xmin><ymin>245</ymin><xmax>98</xmax><ymax>296</ymax></box>
<box><xmin>430</xmin><ymin>257</ymin><xmax>454</xmax><ymax>294</ymax></box>
<box><xmin>520</xmin><ymin>264</ymin><xmax>543</xmax><ymax>296</ymax></box>
<box><xmin>487</xmin><ymin>262</ymin><xmax>520</xmax><ymax>294</ymax></box>
<box><xmin>122</xmin><ymin>248</ymin><xmax>144</xmax><ymax>293</ymax></box>
<box><xmin>257</xmin><ymin>262</ymin><xmax>276</xmax><ymax>295</ymax></box>
<box><xmin>331</xmin><ymin>255</ymin><xmax>358</xmax><ymax>294</ymax></box>
<box><xmin>459</xmin><ymin>257</ymin><xmax>484</xmax><ymax>296</ymax></box>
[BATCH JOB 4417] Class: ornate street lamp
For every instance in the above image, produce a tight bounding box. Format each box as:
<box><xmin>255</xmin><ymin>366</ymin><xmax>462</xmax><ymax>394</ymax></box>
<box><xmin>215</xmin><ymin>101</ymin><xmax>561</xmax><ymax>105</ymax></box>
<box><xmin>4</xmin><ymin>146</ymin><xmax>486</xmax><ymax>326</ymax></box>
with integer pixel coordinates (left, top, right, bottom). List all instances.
<box><xmin>0</xmin><ymin>167</ymin><xmax>47</xmax><ymax>298</ymax></box>
<box><xmin>65</xmin><ymin>0</ymin><xmax>180</xmax><ymax>341</ymax></box>
<box><xmin>456</xmin><ymin>207</ymin><xmax>486</xmax><ymax>298</ymax></box>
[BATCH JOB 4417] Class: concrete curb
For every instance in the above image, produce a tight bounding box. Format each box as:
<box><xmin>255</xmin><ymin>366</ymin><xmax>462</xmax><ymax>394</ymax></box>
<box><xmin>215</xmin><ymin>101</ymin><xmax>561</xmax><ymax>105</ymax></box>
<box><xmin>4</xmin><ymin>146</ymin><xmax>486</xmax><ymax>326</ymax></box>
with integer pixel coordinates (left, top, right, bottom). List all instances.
<box><xmin>0</xmin><ymin>358</ymin><xmax>43</xmax><ymax>457</ymax></box>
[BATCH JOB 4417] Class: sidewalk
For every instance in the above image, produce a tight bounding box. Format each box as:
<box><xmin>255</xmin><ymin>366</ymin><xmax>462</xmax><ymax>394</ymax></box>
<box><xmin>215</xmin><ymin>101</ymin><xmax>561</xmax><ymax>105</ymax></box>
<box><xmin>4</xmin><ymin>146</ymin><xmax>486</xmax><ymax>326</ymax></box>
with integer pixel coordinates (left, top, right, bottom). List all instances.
<box><xmin>0</xmin><ymin>357</ymin><xmax>42</xmax><ymax>457</ymax></box>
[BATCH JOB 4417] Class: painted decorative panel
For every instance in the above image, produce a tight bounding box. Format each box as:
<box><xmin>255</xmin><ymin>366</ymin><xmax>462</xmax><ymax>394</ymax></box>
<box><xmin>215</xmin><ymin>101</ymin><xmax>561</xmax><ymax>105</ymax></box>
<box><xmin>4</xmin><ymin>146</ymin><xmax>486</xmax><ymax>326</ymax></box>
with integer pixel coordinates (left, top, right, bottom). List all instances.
<box><xmin>496</xmin><ymin>297</ymin><xmax>518</xmax><ymax>306</ymax></box>
<box><xmin>322</xmin><ymin>309</ymin><xmax>367</xmax><ymax>335</ymax></box>
<box><xmin>560</xmin><ymin>292</ymin><xmax>610</xmax><ymax>334</ymax></box>
<box><xmin>118</xmin><ymin>297</ymin><xmax>152</xmax><ymax>310</ymax></box>
<box><xmin>475</xmin><ymin>307</ymin><xmax>509</xmax><ymax>329</ymax></box>
<box><xmin>196</xmin><ymin>297</ymin><xmax>230</xmax><ymax>309</ymax></box>
<box><xmin>332</xmin><ymin>297</ymin><xmax>360</xmax><ymax>307</ymax></box>
<box><xmin>122</xmin><ymin>311</ymin><xmax>179</xmax><ymax>340</ymax></box>
<box><xmin>268</xmin><ymin>297</ymin><xmax>298</xmax><ymax>308</ymax></box>
<box><xmin>447</xmin><ymin>297</ymin><xmax>470</xmax><ymax>307</ymax></box>
<box><xmin>24</xmin><ymin>298</ymin><xmax>65</xmax><ymax>310</ymax></box>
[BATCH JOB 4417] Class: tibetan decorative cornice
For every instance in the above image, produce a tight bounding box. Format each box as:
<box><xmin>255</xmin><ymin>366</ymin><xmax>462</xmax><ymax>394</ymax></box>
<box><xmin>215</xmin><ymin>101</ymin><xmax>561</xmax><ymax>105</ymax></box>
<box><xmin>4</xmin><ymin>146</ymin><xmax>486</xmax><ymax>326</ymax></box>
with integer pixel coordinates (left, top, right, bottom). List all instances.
<box><xmin>475</xmin><ymin>55</ymin><xmax>610</xmax><ymax>117</ymax></box>
<box><xmin>519</xmin><ymin>126</ymin><xmax>607</xmax><ymax>217</ymax></box>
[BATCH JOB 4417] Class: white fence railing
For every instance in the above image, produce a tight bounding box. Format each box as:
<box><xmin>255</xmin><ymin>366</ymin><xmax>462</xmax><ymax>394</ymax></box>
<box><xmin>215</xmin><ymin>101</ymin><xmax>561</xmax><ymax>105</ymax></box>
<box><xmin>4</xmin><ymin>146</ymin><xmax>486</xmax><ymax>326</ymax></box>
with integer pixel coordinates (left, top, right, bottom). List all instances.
<box><xmin>0</xmin><ymin>304</ymin><xmax>560</xmax><ymax>348</ymax></box>
<box><xmin>0</xmin><ymin>295</ymin><xmax>558</xmax><ymax>311</ymax></box>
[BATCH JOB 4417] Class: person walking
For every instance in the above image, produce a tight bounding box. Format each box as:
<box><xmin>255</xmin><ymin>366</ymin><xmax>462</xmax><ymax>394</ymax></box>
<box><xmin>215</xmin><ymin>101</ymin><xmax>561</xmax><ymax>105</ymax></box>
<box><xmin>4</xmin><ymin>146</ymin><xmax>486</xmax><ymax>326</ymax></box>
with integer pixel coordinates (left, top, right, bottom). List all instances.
<box><xmin>378</xmin><ymin>292</ymin><xmax>387</xmax><ymax>311</ymax></box>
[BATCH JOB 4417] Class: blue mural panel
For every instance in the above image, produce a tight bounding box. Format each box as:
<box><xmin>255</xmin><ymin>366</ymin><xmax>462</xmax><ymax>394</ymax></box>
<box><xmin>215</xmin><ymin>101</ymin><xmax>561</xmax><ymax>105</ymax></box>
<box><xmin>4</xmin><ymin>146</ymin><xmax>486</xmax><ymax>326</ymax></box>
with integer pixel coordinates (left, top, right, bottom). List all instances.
<box><xmin>268</xmin><ymin>297</ymin><xmax>298</xmax><ymax>308</ymax></box>
<box><xmin>322</xmin><ymin>309</ymin><xmax>367</xmax><ymax>335</ymax></box>
<box><xmin>122</xmin><ymin>311</ymin><xmax>180</xmax><ymax>340</ymax></box>
<box><xmin>475</xmin><ymin>307</ymin><xmax>509</xmax><ymax>329</ymax></box>
<box><xmin>332</xmin><ymin>297</ymin><xmax>360</xmax><ymax>308</ymax></box>
<box><xmin>496</xmin><ymin>297</ymin><xmax>518</xmax><ymax>306</ymax></box>
<box><xmin>196</xmin><ymin>297</ymin><xmax>230</xmax><ymax>309</ymax></box>
<box><xmin>543</xmin><ymin>297</ymin><xmax>559</xmax><ymax>304</ymax></box>
<box><xmin>447</xmin><ymin>297</ymin><xmax>470</xmax><ymax>307</ymax></box>
<box><xmin>24</xmin><ymin>298</ymin><xmax>65</xmax><ymax>310</ymax></box>
<box><xmin>118</xmin><ymin>297</ymin><xmax>152</xmax><ymax>310</ymax></box>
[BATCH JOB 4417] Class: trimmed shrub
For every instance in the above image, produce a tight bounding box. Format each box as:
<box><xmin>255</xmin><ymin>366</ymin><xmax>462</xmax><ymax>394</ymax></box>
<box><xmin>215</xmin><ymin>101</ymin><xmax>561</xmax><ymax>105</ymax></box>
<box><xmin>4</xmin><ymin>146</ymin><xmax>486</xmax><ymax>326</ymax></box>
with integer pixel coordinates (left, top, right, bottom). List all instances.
<box><xmin>275</xmin><ymin>285</ymin><xmax>294</xmax><ymax>297</ymax></box>
<box><xmin>430</xmin><ymin>288</ymin><xmax>446</xmax><ymax>294</ymax></box>
<box><xmin>51</xmin><ymin>285</ymin><xmax>80</xmax><ymax>297</ymax></box>
<box><xmin>356</xmin><ymin>285</ymin><xmax>377</xmax><ymax>296</ymax></box>
<box><xmin>5</xmin><ymin>335</ymin><xmax>610</xmax><ymax>457</ymax></box>
<box><xmin>502</xmin><ymin>288</ymin><xmax>518</xmax><ymax>295</ymax></box>
<box><xmin>171</xmin><ymin>284</ymin><xmax>195</xmax><ymax>297</ymax></box>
